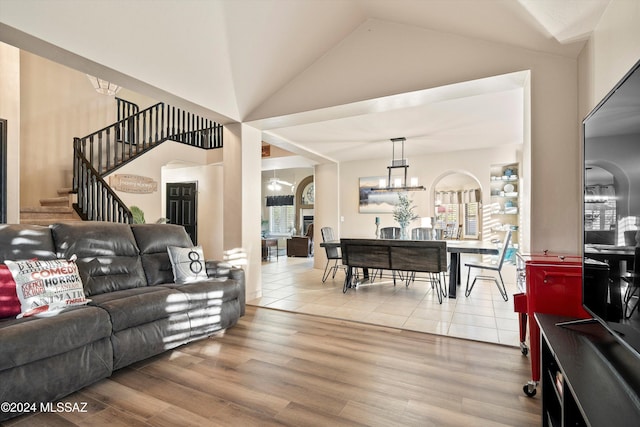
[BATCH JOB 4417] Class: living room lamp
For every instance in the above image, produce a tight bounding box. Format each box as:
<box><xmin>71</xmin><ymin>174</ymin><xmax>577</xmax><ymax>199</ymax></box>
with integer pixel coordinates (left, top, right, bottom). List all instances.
<box><xmin>372</xmin><ymin>137</ymin><xmax>426</xmax><ymax>192</ymax></box>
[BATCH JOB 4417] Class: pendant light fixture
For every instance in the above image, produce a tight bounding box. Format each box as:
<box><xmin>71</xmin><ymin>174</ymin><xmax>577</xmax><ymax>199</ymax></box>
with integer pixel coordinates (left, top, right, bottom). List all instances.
<box><xmin>372</xmin><ymin>137</ymin><xmax>425</xmax><ymax>192</ymax></box>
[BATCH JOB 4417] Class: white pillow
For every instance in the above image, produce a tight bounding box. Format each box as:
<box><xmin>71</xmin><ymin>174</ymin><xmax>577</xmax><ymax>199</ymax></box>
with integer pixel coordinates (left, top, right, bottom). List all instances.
<box><xmin>167</xmin><ymin>246</ymin><xmax>208</xmax><ymax>284</ymax></box>
<box><xmin>4</xmin><ymin>258</ymin><xmax>90</xmax><ymax>318</ymax></box>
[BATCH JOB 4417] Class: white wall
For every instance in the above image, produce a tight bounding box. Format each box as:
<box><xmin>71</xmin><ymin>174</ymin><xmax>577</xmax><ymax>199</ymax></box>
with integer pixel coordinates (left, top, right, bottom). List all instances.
<box><xmin>0</xmin><ymin>42</ymin><xmax>20</xmax><ymax>223</ymax></box>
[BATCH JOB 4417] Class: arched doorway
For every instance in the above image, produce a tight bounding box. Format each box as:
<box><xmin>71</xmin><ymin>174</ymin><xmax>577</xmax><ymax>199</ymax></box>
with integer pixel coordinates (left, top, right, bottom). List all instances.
<box><xmin>433</xmin><ymin>171</ymin><xmax>482</xmax><ymax>240</ymax></box>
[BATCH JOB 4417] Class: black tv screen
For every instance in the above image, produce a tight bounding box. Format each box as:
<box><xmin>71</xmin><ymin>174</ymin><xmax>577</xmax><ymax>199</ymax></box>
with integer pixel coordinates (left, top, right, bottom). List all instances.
<box><xmin>583</xmin><ymin>58</ymin><xmax>640</xmax><ymax>358</ymax></box>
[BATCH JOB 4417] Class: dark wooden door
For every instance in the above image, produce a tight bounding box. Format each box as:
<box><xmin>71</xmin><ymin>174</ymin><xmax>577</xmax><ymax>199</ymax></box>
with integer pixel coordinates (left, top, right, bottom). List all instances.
<box><xmin>0</xmin><ymin>119</ymin><xmax>7</xmax><ymax>224</ymax></box>
<box><xmin>166</xmin><ymin>182</ymin><xmax>197</xmax><ymax>244</ymax></box>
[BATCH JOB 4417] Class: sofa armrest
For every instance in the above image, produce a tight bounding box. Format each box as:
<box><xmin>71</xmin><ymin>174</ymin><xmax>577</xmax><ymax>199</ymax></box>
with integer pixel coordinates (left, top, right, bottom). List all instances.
<box><xmin>205</xmin><ymin>260</ymin><xmax>245</xmax><ymax>316</ymax></box>
<box><xmin>205</xmin><ymin>260</ymin><xmax>231</xmax><ymax>279</ymax></box>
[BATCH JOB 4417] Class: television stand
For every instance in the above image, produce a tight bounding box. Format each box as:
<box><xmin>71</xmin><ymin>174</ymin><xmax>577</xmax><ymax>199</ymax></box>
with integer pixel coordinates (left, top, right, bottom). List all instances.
<box><xmin>536</xmin><ymin>313</ymin><xmax>640</xmax><ymax>426</ymax></box>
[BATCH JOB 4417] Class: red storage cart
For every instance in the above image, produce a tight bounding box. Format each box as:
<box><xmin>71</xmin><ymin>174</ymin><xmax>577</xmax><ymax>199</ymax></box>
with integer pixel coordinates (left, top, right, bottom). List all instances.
<box><xmin>514</xmin><ymin>252</ymin><xmax>591</xmax><ymax>397</ymax></box>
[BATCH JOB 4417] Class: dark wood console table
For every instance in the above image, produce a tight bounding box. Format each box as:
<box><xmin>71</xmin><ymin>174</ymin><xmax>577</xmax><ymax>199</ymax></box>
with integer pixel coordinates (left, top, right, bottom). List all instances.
<box><xmin>536</xmin><ymin>313</ymin><xmax>640</xmax><ymax>426</ymax></box>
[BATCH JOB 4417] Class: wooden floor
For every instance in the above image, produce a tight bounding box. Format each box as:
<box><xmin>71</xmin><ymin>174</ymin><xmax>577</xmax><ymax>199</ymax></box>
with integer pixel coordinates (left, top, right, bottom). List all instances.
<box><xmin>4</xmin><ymin>306</ymin><xmax>540</xmax><ymax>427</ymax></box>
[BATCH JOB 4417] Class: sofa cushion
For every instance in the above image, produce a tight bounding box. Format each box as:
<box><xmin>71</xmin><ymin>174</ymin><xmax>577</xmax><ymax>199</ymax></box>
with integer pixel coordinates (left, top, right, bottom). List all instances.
<box><xmin>0</xmin><ymin>305</ymin><xmax>111</xmax><ymax>371</ymax></box>
<box><xmin>0</xmin><ymin>265</ymin><xmax>21</xmax><ymax>319</ymax></box>
<box><xmin>51</xmin><ymin>222</ymin><xmax>147</xmax><ymax>296</ymax></box>
<box><xmin>51</xmin><ymin>222</ymin><xmax>139</xmax><ymax>258</ymax></box>
<box><xmin>131</xmin><ymin>224</ymin><xmax>193</xmax><ymax>285</ymax></box>
<box><xmin>0</xmin><ymin>224</ymin><xmax>57</xmax><ymax>262</ymax></box>
<box><xmin>167</xmin><ymin>245</ymin><xmax>208</xmax><ymax>284</ymax></box>
<box><xmin>90</xmin><ymin>287</ymin><xmax>189</xmax><ymax>332</ymax></box>
<box><xmin>78</xmin><ymin>256</ymin><xmax>147</xmax><ymax>297</ymax></box>
<box><xmin>4</xmin><ymin>258</ymin><xmax>90</xmax><ymax>318</ymax></box>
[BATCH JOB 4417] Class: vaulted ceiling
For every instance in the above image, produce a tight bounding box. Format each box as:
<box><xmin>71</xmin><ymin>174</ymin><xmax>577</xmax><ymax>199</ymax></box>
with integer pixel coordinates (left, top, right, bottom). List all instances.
<box><xmin>0</xmin><ymin>0</ymin><xmax>610</xmax><ymax>166</ymax></box>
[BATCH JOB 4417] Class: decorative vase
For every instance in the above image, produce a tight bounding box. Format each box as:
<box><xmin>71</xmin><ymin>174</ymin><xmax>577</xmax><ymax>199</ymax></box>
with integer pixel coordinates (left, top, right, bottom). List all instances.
<box><xmin>400</xmin><ymin>226</ymin><xmax>409</xmax><ymax>240</ymax></box>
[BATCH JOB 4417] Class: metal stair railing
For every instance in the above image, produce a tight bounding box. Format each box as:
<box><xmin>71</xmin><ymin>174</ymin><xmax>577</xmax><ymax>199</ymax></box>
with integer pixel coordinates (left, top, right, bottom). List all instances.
<box><xmin>72</xmin><ymin>101</ymin><xmax>223</xmax><ymax>223</ymax></box>
<box><xmin>73</xmin><ymin>139</ymin><xmax>133</xmax><ymax>223</ymax></box>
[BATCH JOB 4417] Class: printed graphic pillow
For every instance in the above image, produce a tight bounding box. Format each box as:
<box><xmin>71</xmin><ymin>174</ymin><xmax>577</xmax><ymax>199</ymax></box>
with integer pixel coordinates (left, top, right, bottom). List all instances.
<box><xmin>167</xmin><ymin>245</ymin><xmax>208</xmax><ymax>284</ymax></box>
<box><xmin>4</xmin><ymin>258</ymin><xmax>90</xmax><ymax>318</ymax></box>
<box><xmin>0</xmin><ymin>264</ymin><xmax>21</xmax><ymax>318</ymax></box>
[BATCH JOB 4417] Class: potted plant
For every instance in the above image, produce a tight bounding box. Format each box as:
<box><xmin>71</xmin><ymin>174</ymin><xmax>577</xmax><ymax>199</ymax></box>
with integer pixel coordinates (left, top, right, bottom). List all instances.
<box><xmin>393</xmin><ymin>193</ymin><xmax>419</xmax><ymax>239</ymax></box>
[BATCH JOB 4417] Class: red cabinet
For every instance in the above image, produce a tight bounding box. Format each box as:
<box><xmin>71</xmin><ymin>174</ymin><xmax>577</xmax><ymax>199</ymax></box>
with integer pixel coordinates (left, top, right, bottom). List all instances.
<box><xmin>515</xmin><ymin>252</ymin><xmax>590</xmax><ymax>396</ymax></box>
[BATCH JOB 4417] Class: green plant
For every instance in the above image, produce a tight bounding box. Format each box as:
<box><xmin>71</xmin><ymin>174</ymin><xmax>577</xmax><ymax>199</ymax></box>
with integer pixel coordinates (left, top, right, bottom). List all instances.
<box><xmin>393</xmin><ymin>193</ymin><xmax>419</xmax><ymax>230</ymax></box>
<box><xmin>130</xmin><ymin>206</ymin><xmax>145</xmax><ymax>224</ymax></box>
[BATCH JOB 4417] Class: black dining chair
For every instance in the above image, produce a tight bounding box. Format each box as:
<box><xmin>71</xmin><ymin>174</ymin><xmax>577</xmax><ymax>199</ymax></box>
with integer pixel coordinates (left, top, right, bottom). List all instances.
<box><xmin>464</xmin><ymin>230</ymin><xmax>512</xmax><ymax>301</ymax></box>
<box><xmin>379</xmin><ymin>227</ymin><xmax>401</xmax><ymax>239</ymax></box>
<box><xmin>320</xmin><ymin>226</ymin><xmax>344</xmax><ymax>282</ymax></box>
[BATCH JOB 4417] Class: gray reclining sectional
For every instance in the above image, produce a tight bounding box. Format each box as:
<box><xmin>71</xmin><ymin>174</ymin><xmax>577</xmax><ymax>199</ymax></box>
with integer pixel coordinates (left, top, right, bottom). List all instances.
<box><xmin>0</xmin><ymin>222</ymin><xmax>245</xmax><ymax>421</ymax></box>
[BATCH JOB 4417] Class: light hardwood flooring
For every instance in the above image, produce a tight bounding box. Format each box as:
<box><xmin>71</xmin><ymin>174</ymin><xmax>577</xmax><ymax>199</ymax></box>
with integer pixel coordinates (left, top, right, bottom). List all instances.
<box><xmin>252</xmin><ymin>254</ymin><xmax>523</xmax><ymax>347</ymax></box>
<box><xmin>3</xmin><ymin>306</ymin><xmax>540</xmax><ymax>426</ymax></box>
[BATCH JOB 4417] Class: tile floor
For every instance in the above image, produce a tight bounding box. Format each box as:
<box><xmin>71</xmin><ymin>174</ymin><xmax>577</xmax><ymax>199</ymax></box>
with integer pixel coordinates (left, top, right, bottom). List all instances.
<box><xmin>248</xmin><ymin>252</ymin><xmax>523</xmax><ymax>347</ymax></box>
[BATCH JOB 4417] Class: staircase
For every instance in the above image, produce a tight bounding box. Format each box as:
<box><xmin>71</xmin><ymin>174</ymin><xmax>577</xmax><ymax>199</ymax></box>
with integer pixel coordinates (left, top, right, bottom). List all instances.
<box><xmin>20</xmin><ymin>188</ymin><xmax>82</xmax><ymax>225</ymax></box>
<box><xmin>20</xmin><ymin>99</ymin><xmax>222</xmax><ymax>226</ymax></box>
<box><xmin>72</xmin><ymin>101</ymin><xmax>223</xmax><ymax>223</ymax></box>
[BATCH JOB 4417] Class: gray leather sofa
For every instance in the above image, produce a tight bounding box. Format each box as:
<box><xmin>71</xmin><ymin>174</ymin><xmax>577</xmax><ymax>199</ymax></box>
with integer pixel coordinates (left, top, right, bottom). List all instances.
<box><xmin>0</xmin><ymin>222</ymin><xmax>245</xmax><ymax>421</ymax></box>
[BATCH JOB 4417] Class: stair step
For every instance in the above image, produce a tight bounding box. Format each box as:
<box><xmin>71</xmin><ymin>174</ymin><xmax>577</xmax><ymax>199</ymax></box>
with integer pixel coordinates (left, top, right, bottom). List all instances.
<box><xmin>40</xmin><ymin>196</ymin><xmax>71</xmax><ymax>207</ymax></box>
<box><xmin>20</xmin><ymin>206</ymin><xmax>81</xmax><ymax>226</ymax></box>
<box><xmin>57</xmin><ymin>187</ymin><xmax>73</xmax><ymax>196</ymax></box>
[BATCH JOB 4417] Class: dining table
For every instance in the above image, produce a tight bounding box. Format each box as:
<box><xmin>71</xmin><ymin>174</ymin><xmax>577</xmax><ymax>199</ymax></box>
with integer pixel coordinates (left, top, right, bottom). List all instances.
<box><xmin>584</xmin><ymin>244</ymin><xmax>636</xmax><ymax>318</ymax></box>
<box><xmin>320</xmin><ymin>238</ymin><xmax>500</xmax><ymax>298</ymax></box>
<box><xmin>446</xmin><ymin>240</ymin><xmax>500</xmax><ymax>298</ymax></box>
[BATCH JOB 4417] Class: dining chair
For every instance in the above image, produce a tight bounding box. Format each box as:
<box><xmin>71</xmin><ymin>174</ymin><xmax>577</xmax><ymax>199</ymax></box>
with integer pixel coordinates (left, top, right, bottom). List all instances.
<box><xmin>379</xmin><ymin>227</ymin><xmax>401</xmax><ymax>239</ymax></box>
<box><xmin>621</xmin><ymin>246</ymin><xmax>640</xmax><ymax>318</ymax></box>
<box><xmin>464</xmin><ymin>230</ymin><xmax>512</xmax><ymax>301</ymax></box>
<box><xmin>320</xmin><ymin>226</ymin><xmax>344</xmax><ymax>282</ymax></box>
<box><xmin>411</xmin><ymin>227</ymin><xmax>433</xmax><ymax>240</ymax></box>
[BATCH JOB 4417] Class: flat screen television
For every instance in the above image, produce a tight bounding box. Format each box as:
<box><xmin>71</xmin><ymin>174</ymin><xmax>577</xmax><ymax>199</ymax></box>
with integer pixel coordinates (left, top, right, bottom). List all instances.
<box><xmin>583</xmin><ymin>58</ymin><xmax>640</xmax><ymax>358</ymax></box>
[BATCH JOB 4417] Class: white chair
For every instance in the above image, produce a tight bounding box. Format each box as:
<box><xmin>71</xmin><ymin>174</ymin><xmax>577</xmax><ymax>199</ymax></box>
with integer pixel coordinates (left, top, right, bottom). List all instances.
<box><xmin>464</xmin><ymin>231</ymin><xmax>512</xmax><ymax>301</ymax></box>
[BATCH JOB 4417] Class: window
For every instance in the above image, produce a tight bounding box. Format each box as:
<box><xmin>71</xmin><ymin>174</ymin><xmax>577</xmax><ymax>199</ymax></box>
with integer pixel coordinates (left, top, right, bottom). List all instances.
<box><xmin>270</xmin><ymin>205</ymin><xmax>295</xmax><ymax>234</ymax></box>
<box><xmin>463</xmin><ymin>202</ymin><xmax>479</xmax><ymax>238</ymax></box>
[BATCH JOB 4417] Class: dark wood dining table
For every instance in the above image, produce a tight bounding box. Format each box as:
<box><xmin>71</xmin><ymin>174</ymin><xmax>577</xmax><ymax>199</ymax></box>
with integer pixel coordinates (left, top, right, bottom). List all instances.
<box><xmin>320</xmin><ymin>238</ymin><xmax>499</xmax><ymax>298</ymax></box>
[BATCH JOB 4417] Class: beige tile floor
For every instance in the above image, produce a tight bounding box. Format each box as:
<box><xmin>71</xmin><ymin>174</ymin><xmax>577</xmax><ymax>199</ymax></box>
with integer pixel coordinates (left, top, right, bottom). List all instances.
<box><xmin>248</xmin><ymin>252</ymin><xmax>523</xmax><ymax>347</ymax></box>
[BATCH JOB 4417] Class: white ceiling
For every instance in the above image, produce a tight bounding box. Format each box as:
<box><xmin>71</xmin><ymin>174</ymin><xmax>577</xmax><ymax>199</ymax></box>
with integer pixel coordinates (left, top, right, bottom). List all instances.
<box><xmin>0</xmin><ymin>0</ymin><xmax>611</xmax><ymax>168</ymax></box>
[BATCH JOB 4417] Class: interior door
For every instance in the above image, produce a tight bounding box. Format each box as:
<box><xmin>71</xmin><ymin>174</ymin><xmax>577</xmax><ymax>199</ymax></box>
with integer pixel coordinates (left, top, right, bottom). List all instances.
<box><xmin>166</xmin><ymin>182</ymin><xmax>197</xmax><ymax>244</ymax></box>
<box><xmin>0</xmin><ymin>119</ymin><xmax>7</xmax><ymax>224</ymax></box>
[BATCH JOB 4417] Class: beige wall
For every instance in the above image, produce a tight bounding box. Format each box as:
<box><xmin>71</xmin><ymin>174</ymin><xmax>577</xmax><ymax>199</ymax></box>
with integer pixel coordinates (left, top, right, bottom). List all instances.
<box><xmin>19</xmin><ymin>51</ymin><xmax>118</xmax><ymax>206</ymax></box>
<box><xmin>105</xmin><ymin>141</ymin><xmax>209</xmax><ymax>226</ymax></box>
<box><xmin>0</xmin><ymin>42</ymin><xmax>20</xmax><ymax>223</ymax></box>
<box><xmin>258</xmin><ymin>19</ymin><xmax>578</xmax><ymax>254</ymax></box>
<box><xmin>224</xmin><ymin>123</ymin><xmax>262</xmax><ymax>301</ymax></box>
<box><xmin>161</xmin><ymin>162</ymin><xmax>224</xmax><ymax>260</ymax></box>
<box><xmin>578</xmin><ymin>0</ymin><xmax>640</xmax><ymax>120</ymax></box>
<box><xmin>337</xmin><ymin>145</ymin><xmax>521</xmax><ymax>234</ymax></box>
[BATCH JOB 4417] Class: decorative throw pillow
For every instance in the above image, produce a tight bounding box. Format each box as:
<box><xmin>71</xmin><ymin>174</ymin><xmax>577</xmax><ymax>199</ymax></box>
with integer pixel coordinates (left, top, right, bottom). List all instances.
<box><xmin>4</xmin><ymin>258</ymin><xmax>90</xmax><ymax>318</ymax></box>
<box><xmin>0</xmin><ymin>264</ymin><xmax>21</xmax><ymax>319</ymax></box>
<box><xmin>167</xmin><ymin>245</ymin><xmax>208</xmax><ymax>284</ymax></box>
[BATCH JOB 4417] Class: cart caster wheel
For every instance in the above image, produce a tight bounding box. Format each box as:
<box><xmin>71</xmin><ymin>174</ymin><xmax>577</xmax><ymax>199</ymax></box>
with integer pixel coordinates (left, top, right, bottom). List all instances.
<box><xmin>520</xmin><ymin>342</ymin><xmax>529</xmax><ymax>356</ymax></box>
<box><xmin>523</xmin><ymin>383</ymin><xmax>537</xmax><ymax>397</ymax></box>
